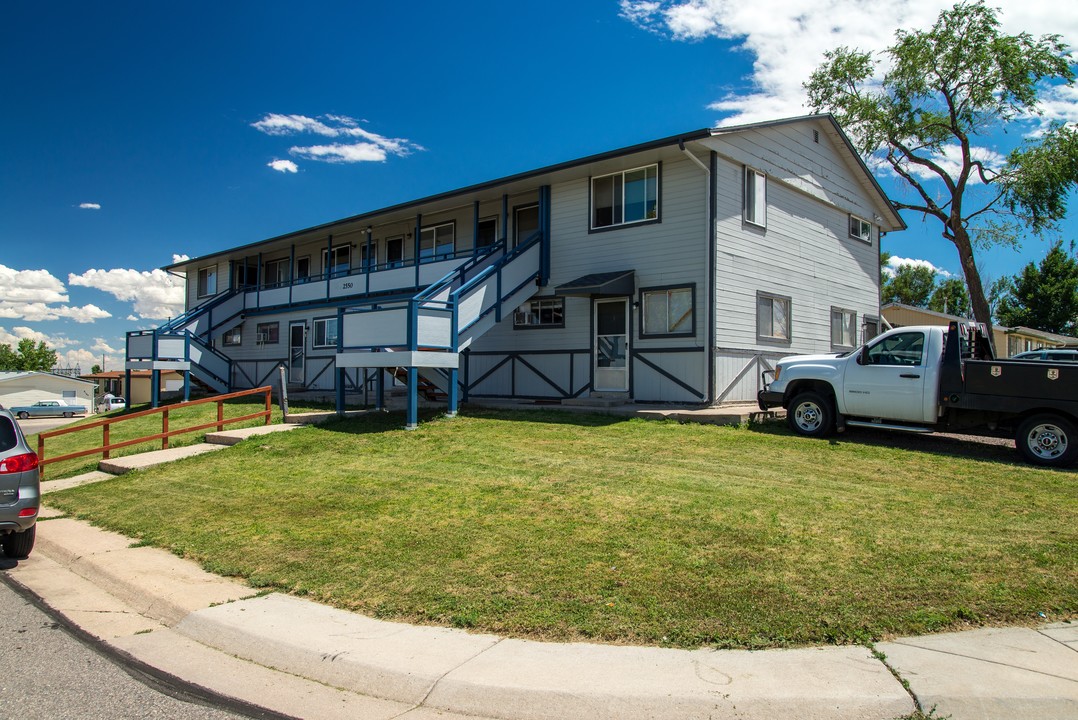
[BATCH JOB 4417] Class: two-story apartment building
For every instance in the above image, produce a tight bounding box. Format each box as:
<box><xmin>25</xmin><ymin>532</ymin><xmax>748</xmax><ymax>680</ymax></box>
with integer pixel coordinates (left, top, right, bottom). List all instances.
<box><xmin>126</xmin><ymin>114</ymin><xmax>904</xmax><ymax>428</ymax></box>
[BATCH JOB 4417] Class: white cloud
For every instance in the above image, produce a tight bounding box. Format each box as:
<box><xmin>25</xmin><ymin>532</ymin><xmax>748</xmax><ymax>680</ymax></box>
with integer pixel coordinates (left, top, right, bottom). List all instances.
<box><xmin>290</xmin><ymin>143</ymin><xmax>390</xmax><ymax>164</ymax></box>
<box><xmin>68</xmin><ymin>267</ymin><xmax>185</xmax><ymax>320</ymax></box>
<box><xmin>0</xmin><ymin>264</ymin><xmax>112</xmax><ymax>323</ymax></box>
<box><xmin>620</xmin><ymin>1</ymin><xmax>1078</xmax><ymax>129</ymax></box>
<box><xmin>126</xmin><ymin>314</ymin><xmax>139</xmax><ymax>322</ymax></box>
<box><xmin>883</xmin><ymin>255</ymin><xmax>953</xmax><ymax>279</ymax></box>
<box><xmin>172</xmin><ymin>253</ymin><xmax>190</xmax><ymax>264</ymax></box>
<box><xmin>901</xmin><ymin>144</ymin><xmax>1008</xmax><ymax>184</ymax></box>
<box><xmin>0</xmin><ymin>326</ymin><xmax>77</xmax><ymax>349</ymax></box>
<box><xmin>79</xmin><ymin>202</ymin><xmax>102</xmax><ymax>210</ymax></box>
<box><xmin>252</xmin><ymin>113</ymin><xmax>422</xmax><ymax>166</ymax></box>
<box><xmin>268</xmin><ymin>159</ymin><xmax>299</xmax><ymax>173</ymax></box>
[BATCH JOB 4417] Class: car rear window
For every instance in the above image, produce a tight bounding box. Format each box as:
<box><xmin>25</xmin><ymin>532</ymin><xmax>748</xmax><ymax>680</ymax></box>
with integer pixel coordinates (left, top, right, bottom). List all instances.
<box><xmin>0</xmin><ymin>417</ymin><xmax>17</xmax><ymax>453</ymax></box>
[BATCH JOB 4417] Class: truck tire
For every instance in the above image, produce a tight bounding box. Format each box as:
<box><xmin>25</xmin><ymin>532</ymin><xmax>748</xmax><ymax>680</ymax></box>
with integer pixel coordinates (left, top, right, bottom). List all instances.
<box><xmin>2</xmin><ymin>526</ymin><xmax>35</xmax><ymax>559</ymax></box>
<box><xmin>1016</xmin><ymin>414</ymin><xmax>1078</xmax><ymax>468</ymax></box>
<box><xmin>787</xmin><ymin>391</ymin><xmax>835</xmax><ymax>438</ymax></box>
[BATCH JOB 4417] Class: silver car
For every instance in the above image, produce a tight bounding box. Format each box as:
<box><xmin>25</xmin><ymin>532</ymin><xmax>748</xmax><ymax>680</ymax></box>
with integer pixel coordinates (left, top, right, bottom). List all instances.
<box><xmin>0</xmin><ymin>409</ymin><xmax>40</xmax><ymax>558</ymax></box>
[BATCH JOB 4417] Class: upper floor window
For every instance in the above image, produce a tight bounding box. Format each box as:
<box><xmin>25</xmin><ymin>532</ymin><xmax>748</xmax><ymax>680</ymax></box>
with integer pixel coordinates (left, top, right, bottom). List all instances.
<box><xmin>642</xmin><ymin>286</ymin><xmax>694</xmax><ymax>337</ymax></box>
<box><xmin>757</xmin><ymin>291</ymin><xmax>790</xmax><ymax>344</ymax></box>
<box><xmin>849</xmin><ymin>215</ymin><xmax>872</xmax><ymax>242</ymax></box>
<box><xmin>744</xmin><ymin>168</ymin><xmax>766</xmax><ymax>228</ymax></box>
<box><xmin>591</xmin><ymin>164</ymin><xmax>659</xmax><ymax>230</ymax></box>
<box><xmin>514</xmin><ymin>204</ymin><xmax>540</xmax><ymax>247</ymax></box>
<box><xmin>264</xmin><ymin>258</ymin><xmax>289</xmax><ymax>287</ymax></box>
<box><xmin>476</xmin><ymin>217</ymin><xmax>498</xmax><ymax>249</ymax></box>
<box><xmin>197</xmin><ymin>266</ymin><xmax>217</xmax><ymax>298</ymax></box>
<box><xmin>322</xmin><ymin>245</ymin><xmax>350</xmax><ymax>277</ymax></box>
<box><xmin>420</xmin><ymin>222</ymin><xmax>455</xmax><ymax>262</ymax></box>
<box><xmin>831</xmin><ymin>307</ymin><xmax>857</xmax><ymax>349</ymax></box>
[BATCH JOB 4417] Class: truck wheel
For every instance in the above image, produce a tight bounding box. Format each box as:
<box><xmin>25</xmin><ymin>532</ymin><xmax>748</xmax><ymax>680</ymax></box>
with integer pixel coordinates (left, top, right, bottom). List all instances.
<box><xmin>1016</xmin><ymin>414</ymin><xmax>1078</xmax><ymax>468</ymax></box>
<box><xmin>787</xmin><ymin>392</ymin><xmax>834</xmax><ymax>438</ymax></box>
<box><xmin>17</xmin><ymin>411</ymin><xmax>28</xmax><ymax>420</ymax></box>
<box><xmin>1</xmin><ymin>526</ymin><xmax>35</xmax><ymax>559</ymax></box>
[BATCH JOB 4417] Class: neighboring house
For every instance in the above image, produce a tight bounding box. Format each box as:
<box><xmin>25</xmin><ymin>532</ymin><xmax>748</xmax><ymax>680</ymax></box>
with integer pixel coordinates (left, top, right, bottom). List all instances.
<box><xmin>126</xmin><ymin>114</ymin><xmax>905</xmax><ymax>427</ymax></box>
<box><xmin>881</xmin><ymin>302</ymin><xmax>1078</xmax><ymax>357</ymax></box>
<box><xmin>0</xmin><ymin>372</ymin><xmax>97</xmax><ymax>412</ymax></box>
<box><xmin>80</xmin><ymin>370</ymin><xmax>184</xmax><ymax>405</ymax></box>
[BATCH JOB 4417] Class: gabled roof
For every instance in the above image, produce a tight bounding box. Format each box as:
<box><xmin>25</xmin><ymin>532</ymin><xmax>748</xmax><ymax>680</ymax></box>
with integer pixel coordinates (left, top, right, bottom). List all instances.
<box><xmin>0</xmin><ymin>371</ymin><xmax>96</xmax><ymax>386</ymax></box>
<box><xmin>168</xmin><ymin>114</ymin><xmax>904</xmax><ymax>271</ymax></box>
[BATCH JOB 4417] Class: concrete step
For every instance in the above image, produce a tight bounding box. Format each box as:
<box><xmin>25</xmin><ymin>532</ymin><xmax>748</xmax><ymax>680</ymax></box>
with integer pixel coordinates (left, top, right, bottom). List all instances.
<box><xmin>205</xmin><ymin>423</ymin><xmax>307</xmax><ymax>446</ymax></box>
<box><xmin>97</xmin><ymin>443</ymin><xmax>227</xmax><ymax>474</ymax></box>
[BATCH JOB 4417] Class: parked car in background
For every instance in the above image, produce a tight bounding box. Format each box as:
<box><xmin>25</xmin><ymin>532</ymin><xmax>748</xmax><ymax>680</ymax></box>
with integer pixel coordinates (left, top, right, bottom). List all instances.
<box><xmin>0</xmin><ymin>408</ymin><xmax>39</xmax><ymax>558</ymax></box>
<box><xmin>100</xmin><ymin>396</ymin><xmax>126</xmax><ymax>412</ymax></box>
<box><xmin>9</xmin><ymin>399</ymin><xmax>88</xmax><ymax>419</ymax></box>
<box><xmin>1012</xmin><ymin>349</ymin><xmax>1078</xmax><ymax>362</ymax></box>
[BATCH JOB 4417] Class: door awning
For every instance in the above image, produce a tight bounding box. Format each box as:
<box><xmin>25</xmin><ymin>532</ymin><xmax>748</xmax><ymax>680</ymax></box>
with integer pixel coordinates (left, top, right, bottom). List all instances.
<box><xmin>554</xmin><ymin>270</ymin><xmax>635</xmax><ymax>298</ymax></box>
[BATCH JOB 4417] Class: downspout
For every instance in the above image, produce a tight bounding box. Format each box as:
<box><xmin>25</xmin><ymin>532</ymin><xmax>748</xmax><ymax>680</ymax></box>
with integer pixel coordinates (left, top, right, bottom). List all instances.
<box><xmin>679</xmin><ymin>141</ymin><xmax>714</xmax><ymax>405</ymax></box>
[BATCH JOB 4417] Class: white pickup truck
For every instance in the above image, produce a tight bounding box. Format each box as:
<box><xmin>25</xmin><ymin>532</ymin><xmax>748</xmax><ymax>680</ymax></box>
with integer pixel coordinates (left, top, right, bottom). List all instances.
<box><xmin>758</xmin><ymin>322</ymin><xmax>1078</xmax><ymax>468</ymax></box>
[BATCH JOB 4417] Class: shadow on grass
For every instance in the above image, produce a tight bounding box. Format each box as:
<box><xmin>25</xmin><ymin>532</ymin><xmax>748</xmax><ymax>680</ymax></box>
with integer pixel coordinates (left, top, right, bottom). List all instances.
<box><xmin>747</xmin><ymin>417</ymin><xmax>1053</xmax><ymax>469</ymax></box>
<box><xmin>314</xmin><ymin>405</ymin><xmax>630</xmax><ymax>436</ymax></box>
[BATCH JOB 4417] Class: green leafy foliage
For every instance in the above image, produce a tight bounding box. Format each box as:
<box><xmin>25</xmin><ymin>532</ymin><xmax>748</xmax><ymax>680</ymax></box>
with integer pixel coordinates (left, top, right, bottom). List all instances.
<box><xmin>996</xmin><ymin>241</ymin><xmax>1078</xmax><ymax>334</ymax></box>
<box><xmin>0</xmin><ymin>338</ymin><xmax>59</xmax><ymax>372</ymax></box>
<box><xmin>883</xmin><ymin>264</ymin><xmax>938</xmax><ymax>307</ymax></box>
<box><xmin>806</xmin><ymin>1</ymin><xmax>1078</xmax><ymax>338</ymax></box>
<box><xmin>929</xmin><ymin>278</ymin><xmax>972</xmax><ymax>317</ymax></box>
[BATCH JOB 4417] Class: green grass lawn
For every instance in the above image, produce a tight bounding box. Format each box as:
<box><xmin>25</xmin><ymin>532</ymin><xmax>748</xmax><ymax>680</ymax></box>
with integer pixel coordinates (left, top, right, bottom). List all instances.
<box><xmin>44</xmin><ymin>408</ymin><xmax>1077</xmax><ymax>649</ymax></box>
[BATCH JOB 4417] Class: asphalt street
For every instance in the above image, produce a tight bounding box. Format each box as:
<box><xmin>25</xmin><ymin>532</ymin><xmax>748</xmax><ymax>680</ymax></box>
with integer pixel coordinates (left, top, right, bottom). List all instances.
<box><xmin>0</xmin><ymin>573</ymin><xmax>256</xmax><ymax>720</ymax></box>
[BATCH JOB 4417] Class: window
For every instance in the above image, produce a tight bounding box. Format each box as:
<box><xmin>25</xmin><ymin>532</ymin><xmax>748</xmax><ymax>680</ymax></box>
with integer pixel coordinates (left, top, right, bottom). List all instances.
<box><xmin>641</xmin><ymin>286</ymin><xmax>694</xmax><ymax>336</ymax></box>
<box><xmin>476</xmin><ymin>217</ymin><xmax>498</xmax><ymax>249</ymax></box>
<box><xmin>360</xmin><ymin>243</ymin><xmax>376</xmax><ymax>271</ymax></box>
<box><xmin>256</xmin><ymin>322</ymin><xmax>279</xmax><ymax>345</ymax></box>
<box><xmin>862</xmin><ymin>316</ymin><xmax>880</xmax><ymax>344</ymax></box>
<box><xmin>197</xmin><ymin>266</ymin><xmax>217</xmax><ymax>298</ymax></box>
<box><xmin>849</xmin><ymin>215</ymin><xmax>872</xmax><ymax>242</ymax></box>
<box><xmin>419</xmin><ymin>222</ymin><xmax>455</xmax><ymax>262</ymax></box>
<box><xmin>295</xmin><ymin>256</ymin><xmax>311</xmax><ymax>282</ymax></box>
<box><xmin>591</xmin><ymin>164</ymin><xmax>658</xmax><ymax>229</ymax></box>
<box><xmin>831</xmin><ymin>307</ymin><xmax>857</xmax><ymax>349</ymax></box>
<box><xmin>264</xmin><ymin>258</ymin><xmax>289</xmax><ymax>287</ymax></box>
<box><xmin>514</xmin><ymin>204</ymin><xmax>540</xmax><ymax>246</ymax></box>
<box><xmin>385</xmin><ymin>236</ymin><xmax>405</xmax><ymax>268</ymax></box>
<box><xmin>233</xmin><ymin>263</ymin><xmax>257</xmax><ymax>289</ymax></box>
<box><xmin>313</xmin><ymin>317</ymin><xmax>338</xmax><ymax>348</ymax></box>
<box><xmin>514</xmin><ymin>297</ymin><xmax>564</xmax><ymax>328</ymax></box>
<box><xmin>866</xmin><ymin>331</ymin><xmax>925</xmax><ymax>366</ymax></box>
<box><xmin>322</xmin><ymin>245</ymin><xmax>351</xmax><ymax>277</ymax></box>
<box><xmin>222</xmin><ymin>324</ymin><xmax>242</xmax><ymax>346</ymax></box>
<box><xmin>744</xmin><ymin>168</ymin><xmax>766</xmax><ymax>227</ymax></box>
<box><xmin>757</xmin><ymin>292</ymin><xmax>790</xmax><ymax>343</ymax></box>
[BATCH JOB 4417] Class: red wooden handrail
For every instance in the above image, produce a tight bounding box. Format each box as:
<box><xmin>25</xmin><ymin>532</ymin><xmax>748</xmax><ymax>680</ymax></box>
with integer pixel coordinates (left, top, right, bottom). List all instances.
<box><xmin>37</xmin><ymin>386</ymin><xmax>273</xmax><ymax>479</ymax></box>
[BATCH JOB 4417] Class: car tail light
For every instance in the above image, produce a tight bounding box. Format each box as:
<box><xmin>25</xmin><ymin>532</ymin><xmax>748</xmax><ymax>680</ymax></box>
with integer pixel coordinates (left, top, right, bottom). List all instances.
<box><xmin>0</xmin><ymin>452</ymin><xmax>39</xmax><ymax>474</ymax></box>
<box><xmin>18</xmin><ymin>508</ymin><xmax>37</xmax><ymax>518</ymax></box>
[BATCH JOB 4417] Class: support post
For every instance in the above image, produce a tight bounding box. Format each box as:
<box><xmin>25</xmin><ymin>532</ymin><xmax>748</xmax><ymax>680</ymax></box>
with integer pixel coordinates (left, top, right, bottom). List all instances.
<box><xmin>183</xmin><ymin>371</ymin><xmax>191</xmax><ymax>402</ymax></box>
<box><xmin>278</xmin><ymin>365</ymin><xmax>289</xmax><ymax>423</ymax></box>
<box><xmin>336</xmin><ymin>367</ymin><xmax>345</xmax><ymax>417</ymax></box>
<box><xmin>406</xmin><ymin>366</ymin><xmax>418</xmax><ymax>430</ymax></box>
<box><xmin>124</xmin><ymin>368</ymin><xmax>132</xmax><ymax>407</ymax></box>
<box><xmin>447</xmin><ymin>367</ymin><xmax>459</xmax><ymax>418</ymax></box>
<box><xmin>375</xmin><ymin>367</ymin><xmax>385</xmax><ymax>411</ymax></box>
<box><xmin>151</xmin><ymin>369</ymin><xmax>160</xmax><ymax>408</ymax></box>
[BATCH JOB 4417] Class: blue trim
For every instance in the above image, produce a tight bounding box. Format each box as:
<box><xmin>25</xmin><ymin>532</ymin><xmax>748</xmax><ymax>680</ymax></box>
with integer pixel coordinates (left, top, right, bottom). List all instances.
<box><xmin>336</xmin><ymin>367</ymin><xmax>345</xmax><ymax>415</ymax></box>
<box><xmin>289</xmin><ymin>244</ymin><xmax>295</xmax><ymax>305</ymax></box>
<box><xmin>414</xmin><ymin>214</ymin><xmax>421</xmax><ymax>289</ymax></box>
<box><xmin>406</xmin><ymin>366</ymin><xmax>418</xmax><ymax>430</ymax></box>
<box><xmin>326</xmin><ymin>235</ymin><xmax>333</xmax><ymax>302</ymax></box>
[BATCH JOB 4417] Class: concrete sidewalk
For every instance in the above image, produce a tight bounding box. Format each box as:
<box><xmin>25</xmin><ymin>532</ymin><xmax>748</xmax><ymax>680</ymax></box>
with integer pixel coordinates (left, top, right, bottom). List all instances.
<box><xmin>7</xmin><ymin>514</ymin><xmax>1076</xmax><ymax>720</ymax></box>
<box><xmin>15</xmin><ymin>412</ymin><xmax>1076</xmax><ymax>719</ymax></box>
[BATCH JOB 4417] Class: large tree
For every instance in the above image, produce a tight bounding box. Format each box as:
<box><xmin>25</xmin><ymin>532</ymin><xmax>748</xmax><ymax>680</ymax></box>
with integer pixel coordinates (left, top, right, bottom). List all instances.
<box><xmin>0</xmin><ymin>338</ymin><xmax>59</xmax><ymax>372</ymax></box>
<box><xmin>929</xmin><ymin>277</ymin><xmax>972</xmax><ymax>317</ymax></box>
<box><xmin>806</xmin><ymin>1</ymin><xmax>1078</xmax><ymax>348</ymax></box>
<box><xmin>996</xmin><ymin>241</ymin><xmax>1078</xmax><ymax>334</ymax></box>
<box><xmin>882</xmin><ymin>263</ymin><xmax>937</xmax><ymax>307</ymax></box>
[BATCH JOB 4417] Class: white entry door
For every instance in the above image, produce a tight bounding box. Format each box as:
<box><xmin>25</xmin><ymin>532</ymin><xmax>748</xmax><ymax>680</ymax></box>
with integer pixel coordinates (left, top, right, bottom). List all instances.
<box><xmin>289</xmin><ymin>322</ymin><xmax>305</xmax><ymax>384</ymax></box>
<box><xmin>594</xmin><ymin>298</ymin><xmax>629</xmax><ymax>392</ymax></box>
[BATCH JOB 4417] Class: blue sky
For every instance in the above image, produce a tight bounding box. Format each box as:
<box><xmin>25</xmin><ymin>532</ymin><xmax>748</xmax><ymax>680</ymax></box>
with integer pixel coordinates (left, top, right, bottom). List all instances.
<box><xmin>1</xmin><ymin>0</ymin><xmax>1076</xmax><ymax>370</ymax></box>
